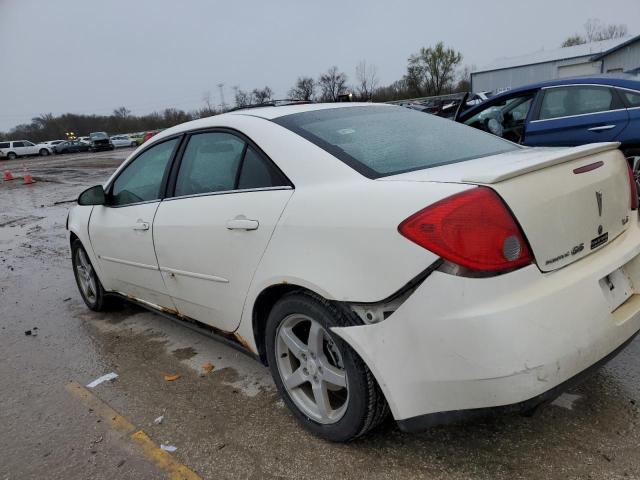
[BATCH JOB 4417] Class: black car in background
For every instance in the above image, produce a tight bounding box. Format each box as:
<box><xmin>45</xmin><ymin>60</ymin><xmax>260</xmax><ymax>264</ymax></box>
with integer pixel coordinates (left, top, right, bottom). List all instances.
<box><xmin>89</xmin><ymin>132</ymin><xmax>114</xmax><ymax>152</ymax></box>
<box><xmin>54</xmin><ymin>140</ymin><xmax>91</xmax><ymax>154</ymax></box>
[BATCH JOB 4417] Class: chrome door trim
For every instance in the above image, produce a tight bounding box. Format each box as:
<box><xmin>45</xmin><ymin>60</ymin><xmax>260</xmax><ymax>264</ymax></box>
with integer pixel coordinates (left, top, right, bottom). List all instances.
<box><xmin>162</xmin><ymin>185</ymin><xmax>293</xmax><ymax>203</ymax></box>
<box><xmin>99</xmin><ymin>255</ymin><xmax>159</xmax><ymax>271</ymax></box>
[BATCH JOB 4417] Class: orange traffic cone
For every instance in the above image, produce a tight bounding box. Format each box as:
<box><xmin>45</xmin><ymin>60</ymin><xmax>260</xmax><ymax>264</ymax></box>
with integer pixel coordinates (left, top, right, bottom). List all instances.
<box><xmin>3</xmin><ymin>170</ymin><xmax>14</xmax><ymax>181</ymax></box>
<box><xmin>22</xmin><ymin>165</ymin><xmax>34</xmax><ymax>185</ymax></box>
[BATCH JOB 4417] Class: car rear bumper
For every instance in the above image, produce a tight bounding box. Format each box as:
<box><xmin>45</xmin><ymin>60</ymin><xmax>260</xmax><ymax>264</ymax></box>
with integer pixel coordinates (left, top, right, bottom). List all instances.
<box><xmin>332</xmin><ymin>220</ymin><xmax>640</xmax><ymax>427</ymax></box>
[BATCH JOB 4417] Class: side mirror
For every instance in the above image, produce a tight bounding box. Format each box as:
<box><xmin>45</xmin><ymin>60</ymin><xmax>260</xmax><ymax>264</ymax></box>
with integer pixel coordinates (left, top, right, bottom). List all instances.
<box><xmin>78</xmin><ymin>185</ymin><xmax>106</xmax><ymax>206</ymax></box>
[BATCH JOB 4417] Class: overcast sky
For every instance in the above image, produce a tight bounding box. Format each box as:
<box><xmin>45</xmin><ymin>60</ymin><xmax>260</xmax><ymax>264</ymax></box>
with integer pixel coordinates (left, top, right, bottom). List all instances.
<box><xmin>1</xmin><ymin>0</ymin><xmax>639</xmax><ymax>131</ymax></box>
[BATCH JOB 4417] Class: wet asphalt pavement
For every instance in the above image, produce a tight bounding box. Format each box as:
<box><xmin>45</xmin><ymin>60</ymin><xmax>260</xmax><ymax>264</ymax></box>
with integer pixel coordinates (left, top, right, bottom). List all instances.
<box><xmin>1</xmin><ymin>150</ymin><xmax>640</xmax><ymax>479</ymax></box>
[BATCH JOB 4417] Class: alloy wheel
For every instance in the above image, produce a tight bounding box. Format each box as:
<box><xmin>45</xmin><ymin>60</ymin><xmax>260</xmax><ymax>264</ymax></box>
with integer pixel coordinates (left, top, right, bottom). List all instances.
<box><xmin>275</xmin><ymin>313</ymin><xmax>349</xmax><ymax>424</ymax></box>
<box><xmin>75</xmin><ymin>248</ymin><xmax>97</xmax><ymax>304</ymax></box>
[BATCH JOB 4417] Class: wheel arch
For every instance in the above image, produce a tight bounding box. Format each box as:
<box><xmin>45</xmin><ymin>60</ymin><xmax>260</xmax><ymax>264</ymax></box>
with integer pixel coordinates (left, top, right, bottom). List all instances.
<box><xmin>251</xmin><ymin>282</ymin><xmax>325</xmax><ymax>365</ymax></box>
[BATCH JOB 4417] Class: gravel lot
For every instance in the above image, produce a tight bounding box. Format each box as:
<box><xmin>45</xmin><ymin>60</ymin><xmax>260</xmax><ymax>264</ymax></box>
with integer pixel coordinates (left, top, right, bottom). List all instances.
<box><xmin>2</xmin><ymin>150</ymin><xmax>640</xmax><ymax>479</ymax></box>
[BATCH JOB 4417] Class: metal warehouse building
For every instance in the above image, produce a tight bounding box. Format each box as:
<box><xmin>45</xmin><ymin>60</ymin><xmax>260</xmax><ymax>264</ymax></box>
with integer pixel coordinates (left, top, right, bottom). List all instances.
<box><xmin>471</xmin><ymin>34</ymin><xmax>640</xmax><ymax>92</ymax></box>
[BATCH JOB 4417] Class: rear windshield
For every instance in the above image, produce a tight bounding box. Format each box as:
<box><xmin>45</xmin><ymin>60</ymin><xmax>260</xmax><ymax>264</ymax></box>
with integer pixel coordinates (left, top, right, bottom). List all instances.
<box><xmin>90</xmin><ymin>132</ymin><xmax>108</xmax><ymax>139</ymax></box>
<box><xmin>273</xmin><ymin>106</ymin><xmax>518</xmax><ymax>178</ymax></box>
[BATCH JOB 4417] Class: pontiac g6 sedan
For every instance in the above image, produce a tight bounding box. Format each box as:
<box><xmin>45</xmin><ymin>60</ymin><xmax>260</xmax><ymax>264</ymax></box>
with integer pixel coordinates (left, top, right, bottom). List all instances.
<box><xmin>68</xmin><ymin>103</ymin><xmax>640</xmax><ymax>442</ymax></box>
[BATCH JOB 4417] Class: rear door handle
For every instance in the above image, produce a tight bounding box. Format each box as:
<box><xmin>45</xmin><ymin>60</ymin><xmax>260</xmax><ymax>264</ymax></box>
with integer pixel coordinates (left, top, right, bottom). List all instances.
<box><xmin>133</xmin><ymin>221</ymin><xmax>150</xmax><ymax>231</ymax></box>
<box><xmin>226</xmin><ymin>217</ymin><xmax>259</xmax><ymax>230</ymax></box>
<box><xmin>588</xmin><ymin>125</ymin><xmax>616</xmax><ymax>132</ymax></box>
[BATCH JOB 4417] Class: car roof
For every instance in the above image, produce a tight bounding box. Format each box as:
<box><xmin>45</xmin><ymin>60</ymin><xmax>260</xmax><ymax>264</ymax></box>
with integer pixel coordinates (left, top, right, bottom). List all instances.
<box><xmin>226</xmin><ymin>102</ymin><xmax>392</xmax><ymax>120</ymax></box>
<box><xmin>460</xmin><ymin>74</ymin><xmax>640</xmax><ymax>119</ymax></box>
<box><xmin>147</xmin><ymin>103</ymin><xmax>397</xmax><ymax>143</ymax></box>
<box><xmin>485</xmin><ymin>74</ymin><xmax>640</xmax><ymax>98</ymax></box>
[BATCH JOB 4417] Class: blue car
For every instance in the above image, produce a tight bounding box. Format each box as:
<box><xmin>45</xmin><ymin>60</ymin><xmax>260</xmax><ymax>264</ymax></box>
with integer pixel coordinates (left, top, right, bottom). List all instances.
<box><xmin>457</xmin><ymin>75</ymin><xmax>640</xmax><ymax>156</ymax></box>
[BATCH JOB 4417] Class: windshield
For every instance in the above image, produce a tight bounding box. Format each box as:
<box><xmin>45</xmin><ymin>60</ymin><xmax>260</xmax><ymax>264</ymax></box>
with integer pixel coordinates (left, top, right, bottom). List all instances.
<box><xmin>90</xmin><ymin>132</ymin><xmax>108</xmax><ymax>139</ymax></box>
<box><xmin>274</xmin><ymin>106</ymin><xmax>518</xmax><ymax>178</ymax></box>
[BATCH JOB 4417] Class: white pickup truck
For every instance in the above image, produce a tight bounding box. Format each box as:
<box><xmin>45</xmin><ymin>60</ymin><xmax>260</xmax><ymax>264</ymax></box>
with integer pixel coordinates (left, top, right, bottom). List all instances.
<box><xmin>0</xmin><ymin>140</ymin><xmax>54</xmax><ymax>159</ymax></box>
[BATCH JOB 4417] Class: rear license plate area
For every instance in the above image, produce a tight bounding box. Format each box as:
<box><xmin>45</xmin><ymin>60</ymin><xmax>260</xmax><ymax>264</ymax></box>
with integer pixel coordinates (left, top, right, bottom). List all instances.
<box><xmin>600</xmin><ymin>267</ymin><xmax>634</xmax><ymax>312</ymax></box>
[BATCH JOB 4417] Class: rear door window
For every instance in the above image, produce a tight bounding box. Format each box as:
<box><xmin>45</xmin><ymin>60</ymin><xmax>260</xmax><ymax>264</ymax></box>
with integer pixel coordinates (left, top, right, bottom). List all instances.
<box><xmin>13</xmin><ymin>142</ymin><xmax>25</xmax><ymax>147</ymax></box>
<box><xmin>538</xmin><ymin>86</ymin><xmax>615</xmax><ymax>120</ymax></box>
<box><xmin>175</xmin><ymin>132</ymin><xmax>245</xmax><ymax>197</ymax></box>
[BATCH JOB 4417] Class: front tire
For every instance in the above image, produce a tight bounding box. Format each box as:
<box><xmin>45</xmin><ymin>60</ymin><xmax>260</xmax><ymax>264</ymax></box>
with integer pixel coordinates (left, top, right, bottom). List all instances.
<box><xmin>71</xmin><ymin>240</ymin><xmax>111</xmax><ymax>311</ymax></box>
<box><xmin>265</xmin><ymin>291</ymin><xmax>388</xmax><ymax>442</ymax></box>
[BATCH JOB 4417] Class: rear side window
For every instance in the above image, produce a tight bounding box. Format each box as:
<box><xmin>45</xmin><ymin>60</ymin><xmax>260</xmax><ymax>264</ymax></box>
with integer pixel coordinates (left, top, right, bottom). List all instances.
<box><xmin>237</xmin><ymin>146</ymin><xmax>288</xmax><ymax>190</ymax></box>
<box><xmin>175</xmin><ymin>132</ymin><xmax>245</xmax><ymax>197</ymax></box>
<box><xmin>274</xmin><ymin>106</ymin><xmax>518</xmax><ymax>178</ymax></box>
<box><xmin>13</xmin><ymin>142</ymin><xmax>25</xmax><ymax>147</ymax></box>
<box><xmin>111</xmin><ymin>138</ymin><xmax>178</xmax><ymax>206</ymax></box>
<box><xmin>621</xmin><ymin>89</ymin><xmax>640</xmax><ymax>107</ymax></box>
<box><xmin>539</xmin><ymin>86</ymin><xmax>614</xmax><ymax>120</ymax></box>
<box><xmin>0</xmin><ymin>142</ymin><xmax>9</xmax><ymax>149</ymax></box>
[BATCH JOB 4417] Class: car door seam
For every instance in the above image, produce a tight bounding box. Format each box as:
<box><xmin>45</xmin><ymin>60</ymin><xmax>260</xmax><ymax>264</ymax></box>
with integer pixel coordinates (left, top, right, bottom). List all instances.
<box><xmin>234</xmin><ymin>189</ymin><xmax>296</xmax><ymax>333</ymax></box>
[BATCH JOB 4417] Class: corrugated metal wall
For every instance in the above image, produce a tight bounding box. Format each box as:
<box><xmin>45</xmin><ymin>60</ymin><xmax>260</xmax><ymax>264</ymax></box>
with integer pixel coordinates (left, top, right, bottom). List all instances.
<box><xmin>602</xmin><ymin>43</ymin><xmax>640</xmax><ymax>73</ymax></box>
<box><xmin>471</xmin><ymin>56</ymin><xmax>594</xmax><ymax>92</ymax></box>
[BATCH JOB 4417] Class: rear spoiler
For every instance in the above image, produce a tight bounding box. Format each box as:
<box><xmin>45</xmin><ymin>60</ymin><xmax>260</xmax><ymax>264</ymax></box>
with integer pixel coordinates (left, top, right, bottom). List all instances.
<box><xmin>462</xmin><ymin>142</ymin><xmax>621</xmax><ymax>184</ymax></box>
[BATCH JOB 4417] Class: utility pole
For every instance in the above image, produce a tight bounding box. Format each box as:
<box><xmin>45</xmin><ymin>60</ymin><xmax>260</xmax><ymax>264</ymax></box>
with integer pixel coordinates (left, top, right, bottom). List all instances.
<box><xmin>217</xmin><ymin>83</ymin><xmax>226</xmax><ymax>111</ymax></box>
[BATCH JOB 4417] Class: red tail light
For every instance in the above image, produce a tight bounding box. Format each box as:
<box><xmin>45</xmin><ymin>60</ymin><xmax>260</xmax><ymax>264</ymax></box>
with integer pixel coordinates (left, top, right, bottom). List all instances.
<box><xmin>398</xmin><ymin>187</ymin><xmax>532</xmax><ymax>272</ymax></box>
<box><xmin>626</xmin><ymin>163</ymin><xmax>638</xmax><ymax>210</ymax></box>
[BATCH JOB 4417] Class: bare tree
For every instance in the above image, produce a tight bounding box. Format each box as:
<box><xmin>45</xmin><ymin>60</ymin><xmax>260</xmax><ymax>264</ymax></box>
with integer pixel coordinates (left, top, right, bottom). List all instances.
<box><xmin>455</xmin><ymin>65</ymin><xmax>473</xmax><ymax>92</ymax></box>
<box><xmin>355</xmin><ymin>61</ymin><xmax>378</xmax><ymax>101</ymax></box>
<box><xmin>113</xmin><ymin>107</ymin><xmax>131</xmax><ymax>119</ymax></box>
<box><xmin>234</xmin><ymin>88</ymin><xmax>252</xmax><ymax>108</ymax></box>
<box><xmin>202</xmin><ymin>91</ymin><xmax>216</xmax><ymax>111</ymax></box>
<box><xmin>252</xmin><ymin>86</ymin><xmax>273</xmax><ymax>104</ymax></box>
<box><xmin>318</xmin><ymin>66</ymin><xmax>348</xmax><ymax>102</ymax></box>
<box><xmin>288</xmin><ymin>76</ymin><xmax>316</xmax><ymax>101</ymax></box>
<box><xmin>562</xmin><ymin>19</ymin><xmax>627</xmax><ymax>47</ymax></box>
<box><xmin>406</xmin><ymin>42</ymin><xmax>462</xmax><ymax>96</ymax></box>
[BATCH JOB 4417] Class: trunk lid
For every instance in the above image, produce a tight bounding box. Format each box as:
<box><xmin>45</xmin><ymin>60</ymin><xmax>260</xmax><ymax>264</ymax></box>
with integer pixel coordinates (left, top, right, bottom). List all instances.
<box><xmin>382</xmin><ymin>142</ymin><xmax>634</xmax><ymax>272</ymax></box>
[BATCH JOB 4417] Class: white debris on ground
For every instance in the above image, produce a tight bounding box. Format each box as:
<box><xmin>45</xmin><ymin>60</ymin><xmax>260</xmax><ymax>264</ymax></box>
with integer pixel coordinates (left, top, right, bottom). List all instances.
<box><xmin>551</xmin><ymin>393</ymin><xmax>583</xmax><ymax>410</ymax></box>
<box><xmin>86</xmin><ymin>372</ymin><xmax>118</xmax><ymax>388</ymax></box>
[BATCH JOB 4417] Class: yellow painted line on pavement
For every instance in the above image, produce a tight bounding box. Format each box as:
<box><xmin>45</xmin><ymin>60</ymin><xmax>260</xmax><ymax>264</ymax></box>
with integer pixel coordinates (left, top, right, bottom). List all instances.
<box><xmin>65</xmin><ymin>381</ymin><xmax>201</xmax><ymax>480</ymax></box>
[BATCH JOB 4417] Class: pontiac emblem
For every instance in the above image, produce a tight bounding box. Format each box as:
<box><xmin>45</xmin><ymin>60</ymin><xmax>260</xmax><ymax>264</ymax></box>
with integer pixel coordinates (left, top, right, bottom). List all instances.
<box><xmin>595</xmin><ymin>191</ymin><xmax>603</xmax><ymax>217</ymax></box>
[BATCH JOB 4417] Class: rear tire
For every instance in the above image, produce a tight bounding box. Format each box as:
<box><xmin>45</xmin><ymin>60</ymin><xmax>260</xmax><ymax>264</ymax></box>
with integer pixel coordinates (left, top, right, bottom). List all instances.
<box><xmin>7</xmin><ymin>152</ymin><xmax>16</xmax><ymax>160</ymax></box>
<box><xmin>71</xmin><ymin>239</ymin><xmax>112</xmax><ymax>311</ymax></box>
<box><xmin>39</xmin><ymin>148</ymin><xmax>49</xmax><ymax>156</ymax></box>
<box><xmin>265</xmin><ymin>291</ymin><xmax>388</xmax><ymax>442</ymax></box>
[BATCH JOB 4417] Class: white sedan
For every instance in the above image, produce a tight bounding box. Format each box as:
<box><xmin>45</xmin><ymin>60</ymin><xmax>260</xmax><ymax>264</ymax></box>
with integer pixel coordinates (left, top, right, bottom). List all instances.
<box><xmin>110</xmin><ymin>135</ymin><xmax>137</xmax><ymax>148</ymax></box>
<box><xmin>67</xmin><ymin>103</ymin><xmax>640</xmax><ymax>441</ymax></box>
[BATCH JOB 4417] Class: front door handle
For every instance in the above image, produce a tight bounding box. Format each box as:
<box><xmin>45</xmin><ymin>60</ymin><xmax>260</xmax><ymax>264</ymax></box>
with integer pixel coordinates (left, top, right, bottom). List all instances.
<box><xmin>226</xmin><ymin>217</ymin><xmax>259</xmax><ymax>230</ymax></box>
<box><xmin>588</xmin><ymin>125</ymin><xmax>616</xmax><ymax>132</ymax></box>
<box><xmin>133</xmin><ymin>221</ymin><xmax>150</xmax><ymax>231</ymax></box>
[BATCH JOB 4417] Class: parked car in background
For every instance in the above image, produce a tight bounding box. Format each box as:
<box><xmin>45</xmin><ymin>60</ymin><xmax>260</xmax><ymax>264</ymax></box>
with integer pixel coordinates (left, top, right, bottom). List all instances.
<box><xmin>142</xmin><ymin>130</ymin><xmax>161</xmax><ymax>144</ymax></box>
<box><xmin>69</xmin><ymin>103</ymin><xmax>640</xmax><ymax>442</ymax></box>
<box><xmin>110</xmin><ymin>135</ymin><xmax>138</xmax><ymax>148</ymax></box>
<box><xmin>78</xmin><ymin>136</ymin><xmax>91</xmax><ymax>145</ymax></box>
<box><xmin>54</xmin><ymin>140</ymin><xmax>91</xmax><ymax>155</ymax></box>
<box><xmin>456</xmin><ymin>75</ymin><xmax>640</xmax><ymax>156</ymax></box>
<box><xmin>41</xmin><ymin>139</ymin><xmax>66</xmax><ymax>148</ymax></box>
<box><xmin>88</xmin><ymin>132</ymin><xmax>114</xmax><ymax>152</ymax></box>
<box><xmin>129</xmin><ymin>132</ymin><xmax>145</xmax><ymax>146</ymax></box>
<box><xmin>0</xmin><ymin>140</ymin><xmax>53</xmax><ymax>159</ymax></box>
